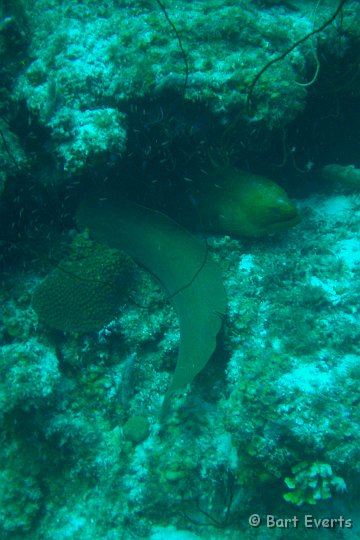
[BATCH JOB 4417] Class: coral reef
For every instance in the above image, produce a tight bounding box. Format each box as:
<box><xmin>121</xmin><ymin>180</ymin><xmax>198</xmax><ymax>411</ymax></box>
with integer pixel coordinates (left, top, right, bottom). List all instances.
<box><xmin>322</xmin><ymin>163</ymin><xmax>360</xmax><ymax>192</ymax></box>
<box><xmin>32</xmin><ymin>234</ymin><xmax>136</xmax><ymax>332</ymax></box>
<box><xmin>1</xmin><ymin>0</ymin><xmax>360</xmax><ymax>538</ymax></box>
<box><xmin>283</xmin><ymin>461</ymin><xmax>346</xmax><ymax>506</ymax></box>
<box><xmin>11</xmin><ymin>0</ymin><xmax>354</xmax><ymax>174</ymax></box>
<box><xmin>0</xmin><ymin>338</ymin><xmax>60</xmax><ymax>417</ymax></box>
<box><xmin>1</xmin><ymin>191</ymin><xmax>360</xmax><ymax>538</ymax></box>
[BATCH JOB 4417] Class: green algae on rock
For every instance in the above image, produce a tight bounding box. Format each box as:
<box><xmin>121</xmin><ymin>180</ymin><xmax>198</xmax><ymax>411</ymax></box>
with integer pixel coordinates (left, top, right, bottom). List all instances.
<box><xmin>197</xmin><ymin>167</ymin><xmax>300</xmax><ymax>237</ymax></box>
<box><xmin>32</xmin><ymin>234</ymin><xmax>135</xmax><ymax>333</ymax></box>
<box><xmin>76</xmin><ymin>193</ymin><xmax>226</xmax><ymax>410</ymax></box>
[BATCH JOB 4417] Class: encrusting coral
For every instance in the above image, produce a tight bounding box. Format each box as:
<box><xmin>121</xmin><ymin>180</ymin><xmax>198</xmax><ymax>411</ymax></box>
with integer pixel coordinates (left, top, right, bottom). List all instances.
<box><xmin>283</xmin><ymin>461</ymin><xmax>347</xmax><ymax>506</ymax></box>
<box><xmin>322</xmin><ymin>163</ymin><xmax>360</xmax><ymax>192</ymax></box>
<box><xmin>32</xmin><ymin>234</ymin><xmax>136</xmax><ymax>333</ymax></box>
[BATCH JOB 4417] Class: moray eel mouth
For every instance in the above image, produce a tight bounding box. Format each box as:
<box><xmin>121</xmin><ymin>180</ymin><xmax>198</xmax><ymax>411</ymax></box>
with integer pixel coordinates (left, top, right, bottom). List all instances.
<box><xmin>255</xmin><ymin>200</ymin><xmax>300</xmax><ymax>234</ymax></box>
<box><xmin>198</xmin><ymin>167</ymin><xmax>301</xmax><ymax>238</ymax></box>
<box><xmin>266</xmin><ymin>208</ymin><xmax>300</xmax><ymax>226</ymax></box>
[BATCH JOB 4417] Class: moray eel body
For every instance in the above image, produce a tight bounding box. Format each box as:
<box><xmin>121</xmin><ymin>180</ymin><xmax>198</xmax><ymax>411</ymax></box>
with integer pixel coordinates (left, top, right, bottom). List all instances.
<box><xmin>197</xmin><ymin>167</ymin><xmax>300</xmax><ymax>237</ymax></box>
<box><xmin>77</xmin><ymin>191</ymin><xmax>226</xmax><ymax>411</ymax></box>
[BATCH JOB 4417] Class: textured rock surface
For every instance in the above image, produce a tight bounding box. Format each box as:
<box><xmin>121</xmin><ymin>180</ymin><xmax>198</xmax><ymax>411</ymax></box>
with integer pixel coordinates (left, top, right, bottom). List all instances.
<box><xmin>32</xmin><ymin>234</ymin><xmax>135</xmax><ymax>332</ymax></box>
<box><xmin>13</xmin><ymin>0</ymin><xmax>350</xmax><ymax>173</ymax></box>
<box><xmin>1</xmin><ymin>1</ymin><xmax>360</xmax><ymax>538</ymax></box>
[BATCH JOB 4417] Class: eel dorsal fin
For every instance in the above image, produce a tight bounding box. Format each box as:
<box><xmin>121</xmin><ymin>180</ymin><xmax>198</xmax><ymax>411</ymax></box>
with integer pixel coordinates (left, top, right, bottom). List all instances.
<box><xmin>76</xmin><ymin>191</ymin><xmax>226</xmax><ymax>411</ymax></box>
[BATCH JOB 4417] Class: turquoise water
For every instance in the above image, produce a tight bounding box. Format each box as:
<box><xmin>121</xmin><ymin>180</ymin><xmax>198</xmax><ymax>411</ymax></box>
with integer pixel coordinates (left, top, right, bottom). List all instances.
<box><xmin>0</xmin><ymin>1</ymin><xmax>359</xmax><ymax>538</ymax></box>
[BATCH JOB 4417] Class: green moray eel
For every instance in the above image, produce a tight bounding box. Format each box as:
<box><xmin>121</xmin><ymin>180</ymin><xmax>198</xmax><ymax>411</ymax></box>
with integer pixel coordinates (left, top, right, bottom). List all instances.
<box><xmin>196</xmin><ymin>167</ymin><xmax>300</xmax><ymax>237</ymax></box>
<box><xmin>76</xmin><ymin>191</ymin><xmax>226</xmax><ymax>411</ymax></box>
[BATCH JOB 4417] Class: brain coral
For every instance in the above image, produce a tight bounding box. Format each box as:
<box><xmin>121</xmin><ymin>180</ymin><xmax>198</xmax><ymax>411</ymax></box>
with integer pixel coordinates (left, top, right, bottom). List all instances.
<box><xmin>32</xmin><ymin>234</ymin><xmax>135</xmax><ymax>332</ymax></box>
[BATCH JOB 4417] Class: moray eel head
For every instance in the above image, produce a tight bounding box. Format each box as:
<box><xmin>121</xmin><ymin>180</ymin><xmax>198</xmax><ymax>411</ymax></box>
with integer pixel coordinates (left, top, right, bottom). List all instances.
<box><xmin>201</xmin><ymin>168</ymin><xmax>300</xmax><ymax>237</ymax></box>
